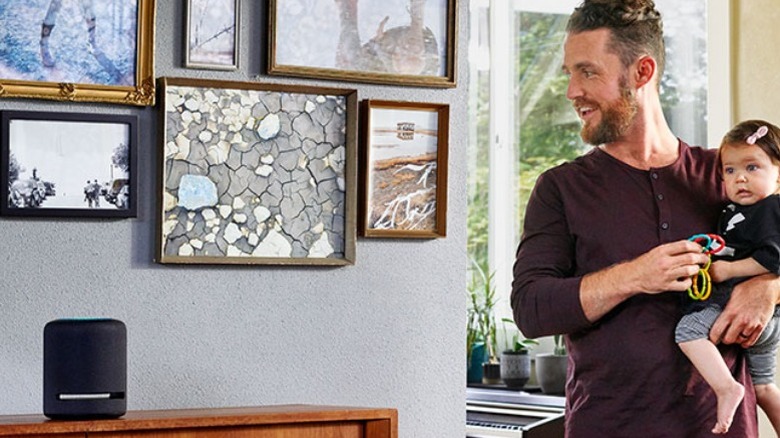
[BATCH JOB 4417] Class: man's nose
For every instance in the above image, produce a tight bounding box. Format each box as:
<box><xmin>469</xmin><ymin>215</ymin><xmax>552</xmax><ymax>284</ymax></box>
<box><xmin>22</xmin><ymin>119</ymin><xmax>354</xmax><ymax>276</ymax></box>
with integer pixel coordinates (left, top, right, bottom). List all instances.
<box><xmin>566</xmin><ymin>77</ymin><xmax>582</xmax><ymax>100</ymax></box>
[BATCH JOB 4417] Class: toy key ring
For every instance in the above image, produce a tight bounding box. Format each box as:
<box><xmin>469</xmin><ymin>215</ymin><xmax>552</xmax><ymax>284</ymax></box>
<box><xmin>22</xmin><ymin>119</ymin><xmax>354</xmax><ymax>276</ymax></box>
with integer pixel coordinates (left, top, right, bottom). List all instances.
<box><xmin>688</xmin><ymin>233</ymin><xmax>725</xmax><ymax>255</ymax></box>
<box><xmin>686</xmin><ymin>234</ymin><xmax>724</xmax><ymax>300</ymax></box>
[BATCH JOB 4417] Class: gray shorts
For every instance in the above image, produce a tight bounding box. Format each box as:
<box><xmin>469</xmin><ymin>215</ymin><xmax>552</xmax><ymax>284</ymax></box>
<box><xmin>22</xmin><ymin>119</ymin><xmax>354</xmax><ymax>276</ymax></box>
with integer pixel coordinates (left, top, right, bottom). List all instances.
<box><xmin>676</xmin><ymin>305</ymin><xmax>780</xmax><ymax>385</ymax></box>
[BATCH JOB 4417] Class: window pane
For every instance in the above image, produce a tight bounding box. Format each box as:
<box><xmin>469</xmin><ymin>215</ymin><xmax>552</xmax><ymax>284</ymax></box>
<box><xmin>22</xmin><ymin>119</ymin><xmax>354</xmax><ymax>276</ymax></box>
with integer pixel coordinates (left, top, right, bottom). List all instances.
<box><xmin>516</xmin><ymin>10</ymin><xmax>584</xmax><ymax>236</ymax></box>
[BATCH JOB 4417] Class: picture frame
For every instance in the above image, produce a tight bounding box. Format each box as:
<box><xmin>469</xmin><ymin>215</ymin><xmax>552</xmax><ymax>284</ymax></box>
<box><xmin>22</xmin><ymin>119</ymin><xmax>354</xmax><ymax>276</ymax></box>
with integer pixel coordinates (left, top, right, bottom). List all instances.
<box><xmin>0</xmin><ymin>0</ymin><xmax>156</xmax><ymax>106</ymax></box>
<box><xmin>268</xmin><ymin>0</ymin><xmax>457</xmax><ymax>88</ymax></box>
<box><xmin>0</xmin><ymin>111</ymin><xmax>138</xmax><ymax>218</ymax></box>
<box><xmin>158</xmin><ymin>77</ymin><xmax>358</xmax><ymax>265</ymax></box>
<box><xmin>184</xmin><ymin>0</ymin><xmax>239</xmax><ymax>70</ymax></box>
<box><xmin>360</xmin><ymin>100</ymin><xmax>448</xmax><ymax>238</ymax></box>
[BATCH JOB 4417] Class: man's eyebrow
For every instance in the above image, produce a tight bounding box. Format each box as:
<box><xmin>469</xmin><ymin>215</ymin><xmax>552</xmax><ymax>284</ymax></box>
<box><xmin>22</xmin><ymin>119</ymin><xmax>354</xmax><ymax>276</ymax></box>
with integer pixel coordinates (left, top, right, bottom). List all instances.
<box><xmin>562</xmin><ymin>61</ymin><xmax>597</xmax><ymax>73</ymax></box>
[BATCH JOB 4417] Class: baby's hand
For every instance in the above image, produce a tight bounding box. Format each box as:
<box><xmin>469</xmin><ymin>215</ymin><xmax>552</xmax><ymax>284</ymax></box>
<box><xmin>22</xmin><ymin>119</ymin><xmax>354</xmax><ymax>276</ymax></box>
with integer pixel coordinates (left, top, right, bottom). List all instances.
<box><xmin>709</xmin><ymin>260</ymin><xmax>732</xmax><ymax>283</ymax></box>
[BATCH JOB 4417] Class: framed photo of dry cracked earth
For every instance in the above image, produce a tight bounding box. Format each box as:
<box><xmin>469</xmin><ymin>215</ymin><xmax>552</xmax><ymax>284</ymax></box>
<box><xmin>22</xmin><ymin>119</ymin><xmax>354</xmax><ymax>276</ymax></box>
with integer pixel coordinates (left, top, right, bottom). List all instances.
<box><xmin>158</xmin><ymin>77</ymin><xmax>357</xmax><ymax>265</ymax></box>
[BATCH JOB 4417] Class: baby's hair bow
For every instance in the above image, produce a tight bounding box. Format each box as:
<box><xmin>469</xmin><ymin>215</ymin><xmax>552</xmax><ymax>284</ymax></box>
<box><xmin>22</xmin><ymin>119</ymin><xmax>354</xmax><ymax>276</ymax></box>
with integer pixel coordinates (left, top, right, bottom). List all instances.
<box><xmin>747</xmin><ymin>125</ymin><xmax>769</xmax><ymax>145</ymax></box>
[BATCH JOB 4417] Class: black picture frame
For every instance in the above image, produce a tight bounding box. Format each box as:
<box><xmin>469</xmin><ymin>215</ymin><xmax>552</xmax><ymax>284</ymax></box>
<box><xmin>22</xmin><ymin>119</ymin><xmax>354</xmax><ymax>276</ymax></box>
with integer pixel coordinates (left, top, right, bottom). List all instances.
<box><xmin>1</xmin><ymin>111</ymin><xmax>138</xmax><ymax>218</ymax></box>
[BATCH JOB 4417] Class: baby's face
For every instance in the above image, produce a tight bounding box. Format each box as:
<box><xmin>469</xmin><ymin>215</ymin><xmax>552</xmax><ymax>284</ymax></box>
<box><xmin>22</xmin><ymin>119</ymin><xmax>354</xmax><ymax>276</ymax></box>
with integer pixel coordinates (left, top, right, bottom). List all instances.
<box><xmin>721</xmin><ymin>142</ymin><xmax>780</xmax><ymax>205</ymax></box>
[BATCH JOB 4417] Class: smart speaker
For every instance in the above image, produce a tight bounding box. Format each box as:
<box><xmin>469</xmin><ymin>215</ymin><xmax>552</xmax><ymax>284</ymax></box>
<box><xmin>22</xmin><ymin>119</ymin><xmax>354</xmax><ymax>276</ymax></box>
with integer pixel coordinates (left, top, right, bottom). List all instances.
<box><xmin>43</xmin><ymin>318</ymin><xmax>126</xmax><ymax>419</ymax></box>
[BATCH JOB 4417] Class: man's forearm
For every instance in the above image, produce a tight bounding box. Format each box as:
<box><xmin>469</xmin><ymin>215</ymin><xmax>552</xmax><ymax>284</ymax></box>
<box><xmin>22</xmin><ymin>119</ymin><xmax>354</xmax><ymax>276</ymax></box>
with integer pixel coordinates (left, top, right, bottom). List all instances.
<box><xmin>580</xmin><ymin>262</ymin><xmax>641</xmax><ymax>322</ymax></box>
<box><xmin>579</xmin><ymin>240</ymin><xmax>709</xmax><ymax>322</ymax></box>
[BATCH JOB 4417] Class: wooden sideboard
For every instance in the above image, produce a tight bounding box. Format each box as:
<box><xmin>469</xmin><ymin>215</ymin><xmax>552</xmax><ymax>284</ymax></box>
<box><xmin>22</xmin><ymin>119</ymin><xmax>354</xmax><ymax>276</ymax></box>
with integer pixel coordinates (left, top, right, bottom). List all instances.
<box><xmin>0</xmin><ymin>405</ymin><xmax>397</xmax><ymax>438</ymax></box>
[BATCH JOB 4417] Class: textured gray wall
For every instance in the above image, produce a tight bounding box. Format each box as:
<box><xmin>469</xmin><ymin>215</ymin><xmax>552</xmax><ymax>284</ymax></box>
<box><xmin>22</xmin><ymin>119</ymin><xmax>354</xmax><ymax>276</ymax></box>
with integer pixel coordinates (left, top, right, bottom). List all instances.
<box><xmin>0</xmin><ymin>1</ymin><xmax>468</xmax><ymax>436</ymax></box>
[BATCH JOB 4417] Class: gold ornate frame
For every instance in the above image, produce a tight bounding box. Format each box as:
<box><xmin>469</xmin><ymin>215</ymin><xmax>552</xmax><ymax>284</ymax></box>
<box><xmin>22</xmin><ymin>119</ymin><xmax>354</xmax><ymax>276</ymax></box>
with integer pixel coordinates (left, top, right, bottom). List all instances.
<box><xmin>0</xmin><ymin>0</ymin><xmax>156</xmax><ymax>106</ymax></box>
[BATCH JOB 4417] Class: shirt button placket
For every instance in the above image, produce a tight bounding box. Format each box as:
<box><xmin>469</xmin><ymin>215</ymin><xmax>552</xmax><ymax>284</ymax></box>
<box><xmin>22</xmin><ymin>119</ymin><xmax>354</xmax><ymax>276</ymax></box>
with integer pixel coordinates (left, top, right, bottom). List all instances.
<box><xmin>651</xmin><ymin>170</ymin><xmax>671</xmax><ymax>239</ymax></box>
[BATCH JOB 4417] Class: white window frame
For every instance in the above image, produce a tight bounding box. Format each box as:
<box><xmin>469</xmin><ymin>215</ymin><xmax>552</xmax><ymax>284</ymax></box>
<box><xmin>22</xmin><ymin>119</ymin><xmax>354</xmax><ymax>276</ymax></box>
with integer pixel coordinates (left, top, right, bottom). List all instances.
<box><xmin>473</xmin><ymin>0</ymin><xmax>732</xmax><ymax>321</ymax></box>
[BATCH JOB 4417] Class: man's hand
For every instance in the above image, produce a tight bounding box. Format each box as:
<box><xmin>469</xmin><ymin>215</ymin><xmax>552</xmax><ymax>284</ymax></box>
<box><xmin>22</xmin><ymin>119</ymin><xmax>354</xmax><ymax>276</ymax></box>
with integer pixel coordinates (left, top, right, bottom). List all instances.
<box><xmin>624</xmin><ymin>239</ymin><xmax>711</xmax><ymax>294</ymax></box>
<box><xmin>580</xmin><ymin>240</ymin><xmax>709</xmax><ymax>322</ymax></box>
<box><xmin>710</xmin><ymin>273</ymin><xmax>780</xmax><ymax>347</ymax></box>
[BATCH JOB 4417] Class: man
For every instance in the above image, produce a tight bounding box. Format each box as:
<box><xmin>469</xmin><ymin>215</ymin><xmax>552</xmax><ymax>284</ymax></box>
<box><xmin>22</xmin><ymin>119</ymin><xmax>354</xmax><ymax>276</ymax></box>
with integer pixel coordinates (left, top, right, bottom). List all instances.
<box><xmin>84</xmin><ymin>179</ymin><xmax>95</xmax><ymax>208</ymax></box>
<box><xmin>511</xmin><ymin>1</ymin><xmax>780</xmax><ymax>436</ymax></box>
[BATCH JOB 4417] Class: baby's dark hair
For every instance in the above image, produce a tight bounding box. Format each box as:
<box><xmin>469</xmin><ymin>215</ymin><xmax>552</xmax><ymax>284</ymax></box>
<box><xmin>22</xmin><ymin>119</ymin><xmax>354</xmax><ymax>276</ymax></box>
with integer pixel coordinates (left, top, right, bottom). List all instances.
<box><xmin>566</xmin><ymin>0</ymin><xmax>665</xmax><ymax>82</ymax></box>
<box><xmin>719</xmin><ymin>119</ymin><xmax>780</xmax><ymax>167</ymax></box>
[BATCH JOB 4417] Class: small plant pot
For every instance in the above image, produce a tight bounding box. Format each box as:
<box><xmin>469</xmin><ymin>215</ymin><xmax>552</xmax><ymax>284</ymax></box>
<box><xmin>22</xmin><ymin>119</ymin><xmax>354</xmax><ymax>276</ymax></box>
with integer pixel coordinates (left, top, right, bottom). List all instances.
<box><xmin>500</xmin><ymin>351</ymin><xmax>531</xmax><ymax>389</ymax></box>
<box><xmin>535</xmin><ymin>353</ymin><xmax>568</xmax><ymax>395</ymax></box>
<box><xmin>482</xmin><ymin>362</ymin><xmax>501</xmax><ymax>385</ymax></box>
<box><xmin>467</xmin><ymin>343</ymin><xmax>487</xmax><ymax>383</ymax></box>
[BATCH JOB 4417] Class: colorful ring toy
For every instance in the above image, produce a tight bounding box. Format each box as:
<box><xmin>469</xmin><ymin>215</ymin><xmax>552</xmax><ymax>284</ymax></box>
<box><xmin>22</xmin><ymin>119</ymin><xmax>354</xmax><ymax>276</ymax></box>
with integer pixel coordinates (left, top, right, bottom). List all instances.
<box><xmin>686</xmin><ymin>234</ymin><xmax>724</xmax><ymax>301</ymax></box>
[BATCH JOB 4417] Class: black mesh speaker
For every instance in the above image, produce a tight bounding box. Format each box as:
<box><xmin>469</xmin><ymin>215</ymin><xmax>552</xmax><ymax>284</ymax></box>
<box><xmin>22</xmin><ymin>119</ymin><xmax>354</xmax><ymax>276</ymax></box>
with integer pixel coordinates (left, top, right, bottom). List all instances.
<box><xmin>43</xmin><ymin>318</ymin><xmax>126</xmax><ymax>419</ymax></box>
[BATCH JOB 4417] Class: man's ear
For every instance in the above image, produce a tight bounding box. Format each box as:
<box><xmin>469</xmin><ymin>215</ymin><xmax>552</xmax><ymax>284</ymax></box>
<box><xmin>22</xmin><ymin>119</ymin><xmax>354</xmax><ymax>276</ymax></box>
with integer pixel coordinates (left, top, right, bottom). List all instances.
<box><xmin>634</xmin><ymin>55</ymin><xmax>657</xmax><ymax>89</ymax></box>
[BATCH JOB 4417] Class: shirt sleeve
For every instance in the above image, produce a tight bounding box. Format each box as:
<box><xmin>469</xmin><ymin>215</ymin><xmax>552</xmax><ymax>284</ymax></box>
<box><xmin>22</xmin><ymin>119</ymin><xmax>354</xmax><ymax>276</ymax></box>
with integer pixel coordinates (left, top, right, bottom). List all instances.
<box><xmin>750</xmin><ymin>235</ymin><xmax>780</xmax><ymax>275</ymax></box>
<box><xmin>511</xmin><ymin>170</ymin><xmax>591</xmax><ymax>339</ymax></box>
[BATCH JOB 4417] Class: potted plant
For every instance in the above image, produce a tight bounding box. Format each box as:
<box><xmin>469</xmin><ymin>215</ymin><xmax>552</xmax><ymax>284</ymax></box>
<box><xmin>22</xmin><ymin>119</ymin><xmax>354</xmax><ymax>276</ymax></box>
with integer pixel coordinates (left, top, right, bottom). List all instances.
<box><xmin>500</xmin><ymin>318</ymin><xmax>538</xmax><ymax>389</ymax></box>
<box><xmin>466</xmin><ymin>260</ymin><xmax>499</xmax><ymax>383</ymax></box>
<box><xmin>535</xmin><ymin>334</ymin><xmax>568</xmax><ymax>395</ymax></box>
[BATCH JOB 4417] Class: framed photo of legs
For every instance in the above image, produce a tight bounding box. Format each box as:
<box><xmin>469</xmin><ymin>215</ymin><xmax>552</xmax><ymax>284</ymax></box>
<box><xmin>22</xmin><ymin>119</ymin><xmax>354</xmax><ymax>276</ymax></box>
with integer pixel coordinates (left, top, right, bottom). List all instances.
<box><xmin>0</xmin><ymin>0</ymin><xmax>156</xmax><ymax>105</ymax></box>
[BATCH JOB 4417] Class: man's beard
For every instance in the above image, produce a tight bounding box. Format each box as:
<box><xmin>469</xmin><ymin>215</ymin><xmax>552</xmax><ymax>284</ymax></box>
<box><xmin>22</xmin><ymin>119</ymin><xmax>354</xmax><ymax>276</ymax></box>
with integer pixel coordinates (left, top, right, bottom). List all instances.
<box><xmin>579</xmin><ymin>80</ymin><xmax>638</xmax><ymax>146</ymax></box>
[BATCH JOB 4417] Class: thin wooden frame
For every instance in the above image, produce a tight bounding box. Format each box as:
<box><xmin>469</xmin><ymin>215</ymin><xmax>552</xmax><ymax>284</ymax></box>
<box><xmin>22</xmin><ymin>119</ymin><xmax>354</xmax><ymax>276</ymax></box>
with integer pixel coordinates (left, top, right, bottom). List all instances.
<box><xmin>158</xmin><ymin>77</ymin><xmax>358</xmax><ymax>265</ymax></box>
<box><xmin>0</xmin><ymin>0</ymin><xmax>155</xmax><ymax>106</ymax></box>
<box><xmin>0</xmin><ymin>111</ymin><xmax>138</xmax><ymax>218</ymax></box>
<box><xmin>268</xmin><ymin>0</ymin><xmax>457</xmax><ymax>88</ymax></box>
<box><xmin>360</xmin><ymin>100</ymin><xmax>448</xmax><ymax>238</ymax></box>
<box><xmin>184</xmin><ymin>0</ymin><xmax>240</xmax><ymax>70</ymax></box>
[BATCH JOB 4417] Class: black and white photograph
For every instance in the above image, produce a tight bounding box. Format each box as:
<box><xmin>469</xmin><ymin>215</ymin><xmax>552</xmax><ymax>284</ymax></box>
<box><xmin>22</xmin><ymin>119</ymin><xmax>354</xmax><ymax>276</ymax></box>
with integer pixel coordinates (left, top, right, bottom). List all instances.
<box><xmin>185</xmin><ymin>0</ymin><xmax>239</xmax><ymax>70</ymax></box>
<box><xmin>0</xmin><ymin>111</ymin><xmax>137</xmax><ymax>218</ymax></box>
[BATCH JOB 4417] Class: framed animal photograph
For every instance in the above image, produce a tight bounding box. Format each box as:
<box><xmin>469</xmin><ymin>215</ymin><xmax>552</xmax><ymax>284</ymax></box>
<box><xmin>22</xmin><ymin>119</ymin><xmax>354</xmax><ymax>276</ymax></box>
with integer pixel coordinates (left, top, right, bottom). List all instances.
<box><xmin>185</xmin><ymin>0</ymin><xmax>239</xmax><ymax>70</ymax></box>
<box><xmin>0</xmin><ymin>111</ymin><xmax>138</xmax><ymax>218</ymax></box>
<box><xmin>0</xmin><ymin>0</ymin><xmax>155</xmax><ymax>105</ymax></box>
<box><xmin>158</xmin><ymin>77</ymin><xmax>358</xmax><ymax>266</ymax></box>
<box><xmin>360</xmin><ymin>100</ymin><xmax>448</xmax><ymax>238</ymax></box>
<box><xmin>268</xmin><ymin>0</ymin><xmax>456</xmax><ymax>87</ymax></box>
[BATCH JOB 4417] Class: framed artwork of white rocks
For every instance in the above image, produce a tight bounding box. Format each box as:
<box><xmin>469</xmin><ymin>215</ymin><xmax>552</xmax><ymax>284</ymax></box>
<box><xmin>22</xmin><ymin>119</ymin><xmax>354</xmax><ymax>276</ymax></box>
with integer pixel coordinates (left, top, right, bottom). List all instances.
<box><xmin>157</xmin><ymin>77</ymin><xmax>357</xmax><ymax>265</ymax></box>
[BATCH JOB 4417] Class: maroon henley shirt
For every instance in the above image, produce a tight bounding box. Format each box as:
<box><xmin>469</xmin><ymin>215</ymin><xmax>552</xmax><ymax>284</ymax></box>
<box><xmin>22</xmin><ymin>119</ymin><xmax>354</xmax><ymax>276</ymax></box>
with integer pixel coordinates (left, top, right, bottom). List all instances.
<box><xmin>512</xmin><ymin>141</ymin><xmax>758</xmax><ymax>437</ymax></box>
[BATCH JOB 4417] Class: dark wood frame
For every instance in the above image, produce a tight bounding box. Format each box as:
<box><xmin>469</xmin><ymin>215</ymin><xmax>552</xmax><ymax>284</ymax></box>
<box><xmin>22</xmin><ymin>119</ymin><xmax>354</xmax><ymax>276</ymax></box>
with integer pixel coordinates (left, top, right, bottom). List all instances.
<box><xmin>0</xmin><ymin>0</ymin><xmax>156</xmax><ymax>106</ymax></box>
<box><xmin>0</xmin><ymin>110</ymin><xmax>138</xmax><ymax>218</ymax></box>
<box><xmin>157</xmin><ymin>77</ymin><xmax>358</xmax><ymax>265</ymax></box>
<box><xmin>359</xmin><ymin>99</ymin><xmax>449</xmax><ymax>238</ymax></box>
<box><xmin>267</xmin><ymin>0</ymin><xmax>457</xmax><ymax>88</ymax></box>
<box><xmin>184</xmin><ymin>0</ymin><xmax>240</xmax><ymax>70</ymax></box>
